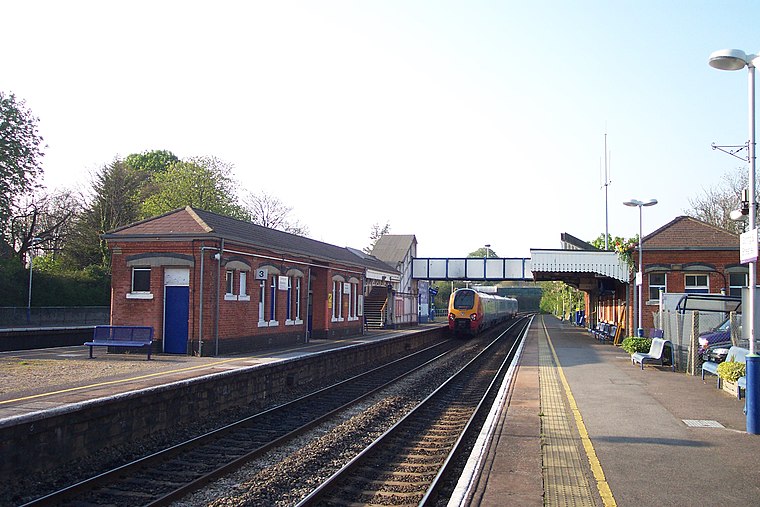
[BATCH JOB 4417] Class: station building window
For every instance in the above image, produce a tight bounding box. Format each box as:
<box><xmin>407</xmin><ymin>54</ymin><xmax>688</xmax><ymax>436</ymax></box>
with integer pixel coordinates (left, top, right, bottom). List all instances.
<box><xmin>286</xmin><ymin>274</ymin><xmax>303</xmax><ymax>325</ymax></box>
<box><xmin>239</xmin><ymin>271</ymin><xmax>250</xmax><ymax>301</ymax></box>
<box><xmin>225</xmin><ymin>270</ymin><xmax>236</xmax><ymax>300</ymax></box>
<box><xmin>685</xmin><ymin>274</ymin><xmax>709</xmax><ymax>294</ymax></box>
<box><xmin>729</xmin><ymin>272</ymin><xmax>747</xmax><ymax>297</ymax></box>
<box><xmin>648</xmin><ymin>273</ymin><xmax>665</xmax><ymax>301</ymax></box>
<box><xmin>127</xmin><ymin>267</ymin><xmax>153</xmax><ymax>299</ymax></box>
<box><xmin>332</xmin><ymin>277</ymin><xmax>344</xmax><ymax>322</ymax></box>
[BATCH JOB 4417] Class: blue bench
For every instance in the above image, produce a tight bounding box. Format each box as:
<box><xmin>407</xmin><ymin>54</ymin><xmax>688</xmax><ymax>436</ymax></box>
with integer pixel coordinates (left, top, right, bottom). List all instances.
<box><xmin>592</xmin><ymin>322</ymin><xmax>616</xmax><ymax>343</ymax></box>
<box><xmin>631</xmin><ymin>338</ymin><xmax>675</xmax><ymax>371</ymax></box>
<box><xmin>702</xmin><ymin>345</ymin><xmax>748</xmax><ymax>397</ymax></box>
<box><xmin>84</xmin><ymin>325</ymin><xmax>154</xmax><ymax>360</ymax></box>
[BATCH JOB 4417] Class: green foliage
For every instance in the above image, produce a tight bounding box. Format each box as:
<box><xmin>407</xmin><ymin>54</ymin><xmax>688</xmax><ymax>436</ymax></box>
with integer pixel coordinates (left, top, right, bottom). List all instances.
<box><xmin>589</xmin><ymin>233</ymin><xmax>638</xmax><ymax>268</ymax></box>
<box><xmin>0</xmin><ymin>257</ymin><xmax>27</xmax><ymax>305</ymax></box>
<box><xmin>621</xmin><ymin>337</ymin><xmax>652</xmax><ymax>354</ymax></box>
<box><xmin>141</xmin><ymin>157</ymin><xmax>248</xmax><ymax>220</ymax></box>
<box><xmin>124</xmin><ymin>149</ymin><xmax>178</xmax><ymax>176</ymax></box>
<box><xmin>0</xmin><ymin>258</ymin><xmax>110</xmax><ymax>306</ymax></box>
<box><xmin>0</xmin><ymin>91</ymin><xmax>46</xmax><ymax>249</ymax></box>
<box><xmin>539</xmin><ymin>281</ymin><xmax>584</xmax><ymax>316</ymax></box>
<box><xmin>717</xmin><ymin>360</ymin><xmax>746</xmax><ymax>382</ymax></box>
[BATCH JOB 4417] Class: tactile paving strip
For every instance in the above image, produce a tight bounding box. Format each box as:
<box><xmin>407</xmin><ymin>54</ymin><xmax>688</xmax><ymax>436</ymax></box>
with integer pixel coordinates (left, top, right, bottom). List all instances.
<box><xmin>539</xmin><ymin>331</ymin><xmax>597</xmax><ymax>507</ymax></box>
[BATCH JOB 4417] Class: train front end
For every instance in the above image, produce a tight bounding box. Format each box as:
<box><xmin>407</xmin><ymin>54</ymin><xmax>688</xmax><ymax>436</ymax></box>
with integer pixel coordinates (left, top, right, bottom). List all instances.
<box><xmin>448</xmin><ymin>288</ymin><xmax>482</xmax><ymax>335</ymax></box>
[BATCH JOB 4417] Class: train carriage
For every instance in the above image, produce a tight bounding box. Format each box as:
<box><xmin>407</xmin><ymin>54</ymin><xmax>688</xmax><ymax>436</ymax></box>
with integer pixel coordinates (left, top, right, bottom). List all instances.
<box><xmin>447</xmin><ymin>288</ymin><xmax>517</xmax><ymax>335</ymax></box>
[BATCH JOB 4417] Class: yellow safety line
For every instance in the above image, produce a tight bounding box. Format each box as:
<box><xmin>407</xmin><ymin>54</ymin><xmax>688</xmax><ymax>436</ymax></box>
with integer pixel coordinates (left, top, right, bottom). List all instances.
<box><xmin>542</xmin><ymin>317</ymin><xmax>617</xmax><ymax>507</ymax></box>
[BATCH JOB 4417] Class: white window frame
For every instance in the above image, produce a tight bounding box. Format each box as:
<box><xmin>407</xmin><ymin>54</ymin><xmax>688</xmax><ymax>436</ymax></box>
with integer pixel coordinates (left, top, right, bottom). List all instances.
<box><xmin>648</xmin><ymin>272</ymin><xmax>666</xmax><ymax>302</ymax></box>
<box><xmin>239</xmin><ymin>271</ymin><xmax>250</xmax><ymax>301</ymax></box>
<box><xmin>127</xmin><ymin>267</ymin><xmax>154</xmax><ymax>299</ymax></box>
<box><xmin>729</xmin><ymin>272</ymin><xmax>748</xmax><ymax>298</ymax></box>
<box><xmin>258</xmin><ymin>279</ymin><xmax>267</xmax><ymax>326</ymax></box>
<box><xmin>268</xmin><ymin>275</ymin><xmax>279</xmax><ymax>326</ymax></box>
<box><xmin>224</xmin><ymin>270</ymin><xmax>236</xmax><ymax>300</ymax></box>
<box><xmin>685</xmin><ymin>273</ymin><xmax>709</xmax><ymax>294</ymax></box>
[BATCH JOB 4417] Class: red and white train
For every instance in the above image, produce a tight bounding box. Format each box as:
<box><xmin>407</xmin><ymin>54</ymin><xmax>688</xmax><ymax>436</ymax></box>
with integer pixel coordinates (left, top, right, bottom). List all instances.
<box><xmin>447</xmin><ymin>288</ymin><xmax>518</xmax><ymax>335</ymax></box>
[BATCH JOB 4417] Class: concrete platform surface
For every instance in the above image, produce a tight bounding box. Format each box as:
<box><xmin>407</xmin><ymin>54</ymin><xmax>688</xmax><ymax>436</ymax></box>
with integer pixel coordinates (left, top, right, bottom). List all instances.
<box><xmin>471</xmin><ymin>314</ymin><xmax>760</xmax><ymax>507</ymax></box>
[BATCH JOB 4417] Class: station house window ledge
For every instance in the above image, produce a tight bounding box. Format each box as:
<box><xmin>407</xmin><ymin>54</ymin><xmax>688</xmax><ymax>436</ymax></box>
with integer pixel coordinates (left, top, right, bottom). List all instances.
<box><xmin>331</xmin><ymin>317</ymin><xmax>345</xmax><ymax>323</ymax></box>
<box><xmin>348</xmin><ymin>316</ymin><xmax>359</xmax><ymax>322</ymax></box>
<box><xmin>258</xmin><ymin>320</ymin><xmax>268</xmax><ymax>328</ymax></box>
<box><xmin>224</xmin><ymin>294</ymin><xmax>238</xmax><ymax>301</ymax></box>
<box><xmin>268</xmin><ymin>320</ymin><xmax>279</xmax><ymax>327</ymax></box>
<box><xmin>285</xmin><ymin>319</ymin><xmax>304</xmax><ymax>326</ymax></box>
<box><xmin>126</xmin><ymin>292</ymin><xmax>154</xmax><ymax>300</ymax></box>
<box><xmin>238</xmin><ymin>295</ymin><xmax>251</xmax><ymax>302</ymax></box>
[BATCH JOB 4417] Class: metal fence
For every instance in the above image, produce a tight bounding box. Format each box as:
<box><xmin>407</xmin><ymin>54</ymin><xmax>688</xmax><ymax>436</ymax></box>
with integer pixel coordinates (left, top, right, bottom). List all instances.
<box><xmin>0</xmin><ymin>307</ymin><xmax>110</xmax><ymax>328</ymax></box>
<box><xmin>655</xmin><ymin>309</ymin><xmax>745</xmax><ymax>375</ymax></box>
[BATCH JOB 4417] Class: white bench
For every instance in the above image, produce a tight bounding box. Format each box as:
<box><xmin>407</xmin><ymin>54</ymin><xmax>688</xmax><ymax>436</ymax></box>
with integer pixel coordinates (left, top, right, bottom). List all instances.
<box><xmin>702</xmin><ymin>345</ymin><xmax>748</xmax><ymax>396</ymax></box>
<box><xmin>631</xmin><ymin>338</ymin><xmax>675</xmax><ymax>371</ymax></box>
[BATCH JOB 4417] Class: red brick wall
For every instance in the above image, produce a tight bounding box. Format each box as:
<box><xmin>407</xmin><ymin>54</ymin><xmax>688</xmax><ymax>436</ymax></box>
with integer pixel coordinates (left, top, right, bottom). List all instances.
<box><xmin>109</xmin><ymin>239</ymin><xmax>364</xmax><ymax>354</ymax></box>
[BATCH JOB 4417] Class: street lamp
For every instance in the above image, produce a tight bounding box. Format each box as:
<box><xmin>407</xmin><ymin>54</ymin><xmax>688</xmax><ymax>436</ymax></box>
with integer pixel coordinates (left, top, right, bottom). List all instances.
<box><xmin>484</xmin><ymin>244</ymin><xmax>491</xmax><ymax>258</ymax></box>
<box><xmin>709</xmin><ymin>48</ymin><xmax>760</xmax><ymax>434</ymax></box>
<box><xmin>623</xmin><ymin>198</ymin><xmax>657</xmax><ymax>337</ymax></box>
<box><xmin>26</xmin><ymin>237</ymin><xmax>43</xmax><ymax>324</ymax></box>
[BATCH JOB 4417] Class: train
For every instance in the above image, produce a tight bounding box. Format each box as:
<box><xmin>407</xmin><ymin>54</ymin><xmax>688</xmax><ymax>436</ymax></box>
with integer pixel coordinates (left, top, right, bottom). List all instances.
<box><xmin>447</xmin><ymin>288</ymin><xmax>518</xmax><ymax>335</ymax></box>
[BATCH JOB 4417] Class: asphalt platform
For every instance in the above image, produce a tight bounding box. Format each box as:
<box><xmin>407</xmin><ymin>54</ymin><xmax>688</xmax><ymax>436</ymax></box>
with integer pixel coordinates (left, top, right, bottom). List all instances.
<box><xmin>464</xmin><ymin>314</ymin><xmax>760</xmax><ymax>507</ymax></box>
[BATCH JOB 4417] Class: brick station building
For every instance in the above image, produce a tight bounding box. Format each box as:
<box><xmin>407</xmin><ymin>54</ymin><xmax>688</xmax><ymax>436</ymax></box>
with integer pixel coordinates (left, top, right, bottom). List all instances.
<box><xmin>630</xmin><ymin>215</ymin><xmax>742</xmax><ymax>332</ymax></box>
<box><xmin>103</xmin><ymin>206</ymin><xmax>401</xmax><ymax>356</ymax></box>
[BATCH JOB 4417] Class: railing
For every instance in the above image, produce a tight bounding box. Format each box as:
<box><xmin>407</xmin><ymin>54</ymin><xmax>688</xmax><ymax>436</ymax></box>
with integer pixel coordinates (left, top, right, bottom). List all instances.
<box><xmin>0</xmin><ymin>307</ymin><xmax>110</xmax><ymax>328</ymax></box>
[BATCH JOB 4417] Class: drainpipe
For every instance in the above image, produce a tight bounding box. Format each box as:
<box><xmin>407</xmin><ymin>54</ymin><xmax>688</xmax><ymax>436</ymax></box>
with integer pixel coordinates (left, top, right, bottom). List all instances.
<box><xmin>215</xmin><ymin>239</ymin><xmax>224</xmax><ymax>356</ymax></box>
<box><xmin>199</xmin><ymin>246</ymin><xmax>205</xmax><ymax>356</ymax></box>
<box><xmin>305</xmin><ymin>266</ymin><xmax>311</xmax><ymax>343</ymax></box>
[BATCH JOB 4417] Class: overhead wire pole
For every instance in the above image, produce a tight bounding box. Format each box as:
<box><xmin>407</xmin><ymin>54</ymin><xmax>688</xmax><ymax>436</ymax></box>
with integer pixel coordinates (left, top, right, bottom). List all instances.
<box><xmin>709</xmin><ymin>48</ymin><xmax>759</xmax><ymax>434</ymax></box>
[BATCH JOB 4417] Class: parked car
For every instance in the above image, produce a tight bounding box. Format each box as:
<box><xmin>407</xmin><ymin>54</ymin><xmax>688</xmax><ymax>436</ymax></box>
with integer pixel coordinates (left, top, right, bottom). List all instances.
<box><xmin>698</xmin><ymin>317</ymin><xmax>735</xmax><ymax>363</ymax></box>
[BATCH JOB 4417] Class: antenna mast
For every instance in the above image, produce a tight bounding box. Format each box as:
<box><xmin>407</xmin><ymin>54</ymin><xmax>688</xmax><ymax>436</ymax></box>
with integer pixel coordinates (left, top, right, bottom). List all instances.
<box><xmin>601</xmin><ymin>132</ymin><xmax>611</xmax><ymax>250</ymax></box>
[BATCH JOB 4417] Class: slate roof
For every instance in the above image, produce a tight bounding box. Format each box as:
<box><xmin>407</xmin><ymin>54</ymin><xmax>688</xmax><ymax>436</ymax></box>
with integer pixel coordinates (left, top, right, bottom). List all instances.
<box><xmin>643</xmin><ymin>216</ymin><xmax>738</xmax><ymax>250</ymax></box>
<box><xmin>371</xmin><ymin>235</ymin><xmax>417</xmax><ymax>265</ymax></box>
<box><xmin>104</xmin><ymin>206</ymin><xmax>400</xmax><ymax>274</ymax></box>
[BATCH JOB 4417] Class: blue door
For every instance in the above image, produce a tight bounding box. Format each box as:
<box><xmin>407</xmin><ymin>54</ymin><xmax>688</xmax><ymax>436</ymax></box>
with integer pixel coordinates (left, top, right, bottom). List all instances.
<box><xmin>164</xmin><ymin>286</ymin><xmax>189</xmax><ymax>354</ymax></box>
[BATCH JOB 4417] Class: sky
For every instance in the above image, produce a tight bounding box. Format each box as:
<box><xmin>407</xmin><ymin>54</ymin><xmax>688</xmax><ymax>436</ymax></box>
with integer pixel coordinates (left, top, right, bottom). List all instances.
<box><xmin>4</xmin><ymin>1</ymin><xmax>760</xmax><ymax>259</ymax></box>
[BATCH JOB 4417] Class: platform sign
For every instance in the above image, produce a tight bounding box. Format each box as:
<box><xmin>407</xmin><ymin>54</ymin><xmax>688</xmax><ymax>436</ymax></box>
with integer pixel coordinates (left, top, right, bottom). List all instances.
<box><xmin>741</xmin><ymin>228</ymin><xmax>758</xmax><ymax>264</ymax></box>
<box><xmin>255</xmin><ymin>268</ymin><xmax>268</xmax><ymax>280</ymax></box>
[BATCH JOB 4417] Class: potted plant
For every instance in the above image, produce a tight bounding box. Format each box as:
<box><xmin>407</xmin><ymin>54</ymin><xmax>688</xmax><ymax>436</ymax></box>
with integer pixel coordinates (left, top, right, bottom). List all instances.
<box><xmin>717</xmin><ymin>359</ymin><xmax>746</xmax><ymax>396</ymax></box>
<box><xmin>620</xmin><ymin>337</ymin><xmax>652</xmax><ymax>354</ymax></box>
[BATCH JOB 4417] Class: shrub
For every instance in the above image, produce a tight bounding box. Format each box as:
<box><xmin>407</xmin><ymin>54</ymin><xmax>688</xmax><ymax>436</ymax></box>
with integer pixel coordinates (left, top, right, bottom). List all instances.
<box><xmin>717</xmin><ymin>360</ymin><xmax>746</xmax><ymax>383</ymax></box>
<box><xmin>621</xmin><ymin>337</ymin><xmax>652</xmax><ymax>354</ymax></box>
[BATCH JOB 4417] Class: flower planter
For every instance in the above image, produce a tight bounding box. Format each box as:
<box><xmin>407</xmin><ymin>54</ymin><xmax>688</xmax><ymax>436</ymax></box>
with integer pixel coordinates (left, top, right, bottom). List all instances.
<box><xmin>722</xmin><ymin>379</ymin><xmax>739</xmax><ymax>397</ymax></box>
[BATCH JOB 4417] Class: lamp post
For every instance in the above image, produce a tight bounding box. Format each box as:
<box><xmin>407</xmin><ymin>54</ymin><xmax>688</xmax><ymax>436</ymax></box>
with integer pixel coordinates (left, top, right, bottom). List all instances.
<box><xmin>623</xmin><ymin>199</ymin><xmax>657</xmax><ymax>337</ymax></box>
<box><xmin>709</xmin><ymin>48</ymin><xmax>760</xmax><ymax>434</ymax></box>
<box><xmin>26</xmin><ymin>237</ymin><xmax>43</xmax><ymax>324</ymax></box>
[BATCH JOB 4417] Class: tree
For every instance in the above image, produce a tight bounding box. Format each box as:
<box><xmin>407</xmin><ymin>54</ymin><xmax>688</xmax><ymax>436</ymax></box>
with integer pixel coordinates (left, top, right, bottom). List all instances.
<box><xmin>124</xmin><ymin>149</ymin><xmax>179</xmax><ymax>176</ymax></box>
<box><xmin>67</xmin><ymin>159</ymin><xmax>143</xmax><ymax>268</ymax></box>
<box><xmin>686</xmin><ymin>167</ymin><xmax>748</xmax><ymax>234</ymax></box>
<box><xmin>7</xmin><ymin>189</ymin><xmax>80</xmax><ymax>264</ymax></box>
<box><xmin>0</xmin><ymin>91</ymin><xmax>46</xmax><ymax>253</ymax></box>
<box><xmin>141</xmin><ymin>156</ymin><xmax>247</xmax><ymax>220</ymax></box>
<box><xmin>468</xmin><ymin>247</ymin><xmax>499</xmax><ymax>258</ymax></box>
<box><xmin>364</xmin><ymin>221</ymin><xmax>391</xmax><ymax>254</ymax></box>
<box><xmin>243</xmin><ymin>191</ymin><xmax>308</xmax><ymax>235</ymax></box>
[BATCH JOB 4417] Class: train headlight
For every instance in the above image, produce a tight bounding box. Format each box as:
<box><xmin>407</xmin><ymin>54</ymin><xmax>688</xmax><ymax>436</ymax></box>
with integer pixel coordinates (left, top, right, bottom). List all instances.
<box><xmin>470</xmin><ymin>313</ymin><xmax>478</xmax><ymax>321</ymax></box>
<box><xmin>448</xmin><ymin>313</ymin><xmax>455</xmax><ymax>321</ymax></box>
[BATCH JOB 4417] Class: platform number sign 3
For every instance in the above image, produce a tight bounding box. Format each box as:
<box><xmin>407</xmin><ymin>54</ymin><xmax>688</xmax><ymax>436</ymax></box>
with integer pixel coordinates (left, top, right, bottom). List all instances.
<box><xmin>255</xmin><ymin>268</ymin><xmax>268</xmax><ymax>280</ymax></box>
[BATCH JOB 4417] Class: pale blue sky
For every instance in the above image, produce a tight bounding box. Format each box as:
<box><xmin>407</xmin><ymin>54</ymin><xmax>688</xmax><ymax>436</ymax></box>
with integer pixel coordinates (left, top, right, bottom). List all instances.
<box><xmin>4</xmin><ymin>1</ymin><xmax>759</xmax><ymax>258</ymax></box>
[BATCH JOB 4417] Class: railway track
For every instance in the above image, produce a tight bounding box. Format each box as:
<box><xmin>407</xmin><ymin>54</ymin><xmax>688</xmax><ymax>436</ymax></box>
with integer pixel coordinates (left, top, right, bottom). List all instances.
<box><xmin>22</xmin><ymin>317</ymin><xmax>529</xmax><ymax>506</ymax></box>
<box><xmin>297</xmin><ymin>316</ymin><xmax>530</xmax><ymax>506</ymax></box>
<box><xmin>22</xmin><ymin>338</ymin><xmax>462</xmax><ymax>507</ymax></box>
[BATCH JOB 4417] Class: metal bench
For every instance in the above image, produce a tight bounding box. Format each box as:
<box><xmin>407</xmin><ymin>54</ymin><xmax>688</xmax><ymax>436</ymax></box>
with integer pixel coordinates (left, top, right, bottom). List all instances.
<box><xmin>84</xmin><ymin>325</ymin><xmax>154</xmax><ymax>360</ymax></box>
<box><xmin>631</xmin><ymin>338</ymin><xmax>675</xmax><ymax>371</ymax></box>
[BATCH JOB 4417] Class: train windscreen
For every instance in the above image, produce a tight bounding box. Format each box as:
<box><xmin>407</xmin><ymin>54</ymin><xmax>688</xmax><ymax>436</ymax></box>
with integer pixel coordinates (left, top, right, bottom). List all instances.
<box><xmin>453</xmin><ymin>290</ymin><xmax>475</xmax><ymax>309</ymax></box>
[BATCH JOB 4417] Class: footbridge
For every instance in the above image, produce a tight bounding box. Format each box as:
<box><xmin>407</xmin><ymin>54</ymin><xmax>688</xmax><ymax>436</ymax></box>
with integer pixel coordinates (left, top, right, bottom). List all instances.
<box><xmin>411</xmin><ymin>250</ymin><xmax>629</xmax><ymax>284</ymax></box>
